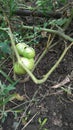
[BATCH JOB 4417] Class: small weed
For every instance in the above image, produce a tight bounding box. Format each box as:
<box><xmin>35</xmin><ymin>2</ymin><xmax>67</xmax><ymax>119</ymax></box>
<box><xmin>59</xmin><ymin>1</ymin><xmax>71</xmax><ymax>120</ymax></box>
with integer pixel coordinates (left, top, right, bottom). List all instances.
<box><xmin>38</xmin><ymin>117</ymin><xmax>48</xmax><ymax>130</ymax></box>
<box><xmin>0</xmin><ymin>81</ymin><xmax>18</xmax><ymax>122</ymax></box>
<box><xmin>61</xmin><ymin>86</ymin><xmax>72</xmax><ymax>95</ymax></box>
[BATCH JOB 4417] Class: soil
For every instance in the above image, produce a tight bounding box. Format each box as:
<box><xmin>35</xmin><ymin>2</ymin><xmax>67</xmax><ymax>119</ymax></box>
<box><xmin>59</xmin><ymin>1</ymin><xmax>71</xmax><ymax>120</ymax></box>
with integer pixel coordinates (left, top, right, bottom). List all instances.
<box><xmin>1</xmin><ymin>1</ymin><xmax>73</xmax><ymax>130</ymax></box>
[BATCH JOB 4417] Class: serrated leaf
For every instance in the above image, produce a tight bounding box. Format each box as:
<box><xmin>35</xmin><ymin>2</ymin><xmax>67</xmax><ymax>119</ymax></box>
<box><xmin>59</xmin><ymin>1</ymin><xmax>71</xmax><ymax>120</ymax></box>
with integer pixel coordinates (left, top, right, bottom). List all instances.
<box><xmin>0</xmin><ymin>42</ymin><xmax>11</xmax><ymax>54</ymax></box>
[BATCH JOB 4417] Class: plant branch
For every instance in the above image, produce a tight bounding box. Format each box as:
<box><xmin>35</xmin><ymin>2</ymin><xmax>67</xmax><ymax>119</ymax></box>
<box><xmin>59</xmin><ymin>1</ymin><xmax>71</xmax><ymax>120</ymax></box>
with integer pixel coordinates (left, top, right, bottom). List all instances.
<box><xmin>8</xmin><ymin>28</ymin><xmax>20</xmax><ymax>61</ymax></box>
<box><xmin>22</xmin><ymin>25</ymin><xmax>73</xmax><ymax>42</ymax></box>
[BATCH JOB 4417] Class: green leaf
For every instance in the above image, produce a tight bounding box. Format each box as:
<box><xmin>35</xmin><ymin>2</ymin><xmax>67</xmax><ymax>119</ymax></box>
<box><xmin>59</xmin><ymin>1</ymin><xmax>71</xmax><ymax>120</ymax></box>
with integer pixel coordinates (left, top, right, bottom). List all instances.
<box><xmin>41</xmin><ymin>118</ymin><xmax>47</xmax><ymax>126</ymax></box>
<box><xmin>0</xmin><ymin>94</ymin><xmax>16</xmax><ymax>106</ymax></box>
<box><xmin>0</xmin><ymin>70</ymin><xmax>14</xmax><ymax>83</ymax></box>
<box><xmin>0</xmin><ymin>42</ymin><xmax>11</xmax><ymax>54</ymax></box>
<box><xmin>3</xmin><ymin>85</ymin><xmax>15</xmax><ymax>95</ymax></box>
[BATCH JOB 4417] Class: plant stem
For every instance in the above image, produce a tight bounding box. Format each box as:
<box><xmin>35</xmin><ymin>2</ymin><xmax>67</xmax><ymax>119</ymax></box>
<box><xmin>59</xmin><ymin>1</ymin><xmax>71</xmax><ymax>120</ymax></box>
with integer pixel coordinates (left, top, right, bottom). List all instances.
<box><xmin>8</xmin><ymin>27</ymin><xmax>20</xmax><ymax>61</ymax></box>
<box><xmin>22</xmin><ymin>25</ymin><xmax>73</xmax><ymax>42</ymax></box>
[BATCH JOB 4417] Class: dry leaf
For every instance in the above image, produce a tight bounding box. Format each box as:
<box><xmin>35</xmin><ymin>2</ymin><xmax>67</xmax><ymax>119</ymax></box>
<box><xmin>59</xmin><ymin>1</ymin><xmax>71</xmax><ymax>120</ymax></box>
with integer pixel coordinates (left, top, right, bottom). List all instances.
<box><xmin>41</xmin><ymin>31</ymin><xmax>47</xmax><ymax>38</ymax></box>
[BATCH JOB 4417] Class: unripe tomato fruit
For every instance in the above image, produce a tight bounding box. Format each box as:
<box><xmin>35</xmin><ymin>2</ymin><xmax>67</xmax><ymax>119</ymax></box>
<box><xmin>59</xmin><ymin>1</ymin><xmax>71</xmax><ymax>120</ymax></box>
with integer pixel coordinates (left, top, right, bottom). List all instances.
<box><xmin>13</xmin><ymin>62</ymin><xmax>26</xmax><ymax>75</ymax></box>
<box><xmin>16</xmin><ymin>43</ymin><xmax>27</xmax><ymax>56</ymax></box>
<box><xmin>14</xmin><ymin>57</ymin><xmax>34</xmax><ymax>75</ymax></box>
<box><xmin>22</xmin><ymin>47</ymin><xmax>35</xmax><ymax>59</ymax></box>
<box><xmin>16</xmin><ymin>43</ymin><xmax>35</xmax><ymax>59</ymax></box>
<box><xmin>21</xmin><ymin>57</ymin><xmax>34</xmax><ymax>70</ymax></box>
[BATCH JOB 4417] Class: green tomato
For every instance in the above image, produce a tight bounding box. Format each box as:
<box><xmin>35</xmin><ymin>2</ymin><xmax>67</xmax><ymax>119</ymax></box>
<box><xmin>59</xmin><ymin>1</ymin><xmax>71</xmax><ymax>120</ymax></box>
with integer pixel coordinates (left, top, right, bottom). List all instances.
<box><xmin>16</xmin><ymin>43</ymin><xmax>28</xmax><ymax>56</ymax></box>
<box><xmin>14</xmin><ymin>57</ymin><xmax>34</xmax><ymax>75</ymax></box>
<box><xmin>13</xmin><ymin>62</ymin><xmax>26</xmax><ymax>75</ymax></box>
<box><xmin>22</xmin><ymin>47</ymin><xmax>35</xmax><ymax>59</ymax></box>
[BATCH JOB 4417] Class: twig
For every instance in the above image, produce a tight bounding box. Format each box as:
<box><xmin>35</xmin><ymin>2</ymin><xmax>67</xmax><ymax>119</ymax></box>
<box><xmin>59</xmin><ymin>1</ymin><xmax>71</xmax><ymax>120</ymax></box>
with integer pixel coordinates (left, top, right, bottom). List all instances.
<box><xmin>21</xmin><ymin>112</ymin><xmax>39</xmax><ymax>130</ymax></box>
<box><xmin>51</xmin><ymin>75</ymin><xmax>70</xmax><ymax>88</ymax></box>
